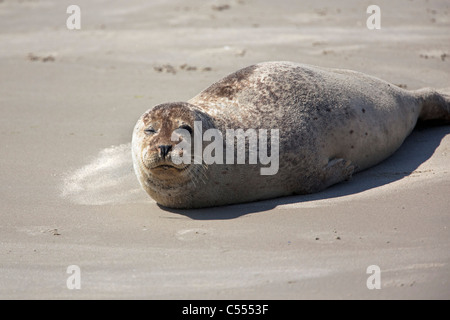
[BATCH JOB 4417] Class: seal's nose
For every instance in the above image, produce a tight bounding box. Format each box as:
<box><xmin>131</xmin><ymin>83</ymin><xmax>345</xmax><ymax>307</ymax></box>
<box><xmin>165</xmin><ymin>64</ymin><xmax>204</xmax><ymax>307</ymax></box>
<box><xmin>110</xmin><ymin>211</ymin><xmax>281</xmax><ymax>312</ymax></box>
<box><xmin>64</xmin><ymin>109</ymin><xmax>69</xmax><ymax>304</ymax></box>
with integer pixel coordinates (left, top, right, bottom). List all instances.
<box><xmin>158</xmin><ymin>145</ymin><xmax>172</xmax><ymax>159</ymax></box>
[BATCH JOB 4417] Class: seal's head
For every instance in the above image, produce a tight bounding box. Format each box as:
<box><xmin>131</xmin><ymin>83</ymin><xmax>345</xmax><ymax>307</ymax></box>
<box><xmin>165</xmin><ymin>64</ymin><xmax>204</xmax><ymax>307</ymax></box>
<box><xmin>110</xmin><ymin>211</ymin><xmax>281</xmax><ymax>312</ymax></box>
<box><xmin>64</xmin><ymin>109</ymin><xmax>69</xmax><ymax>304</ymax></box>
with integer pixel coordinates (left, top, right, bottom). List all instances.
<box><xmin>132</xmin><ymin>102</ymin><xmax>212</xmax><ymax>206</ymax></box>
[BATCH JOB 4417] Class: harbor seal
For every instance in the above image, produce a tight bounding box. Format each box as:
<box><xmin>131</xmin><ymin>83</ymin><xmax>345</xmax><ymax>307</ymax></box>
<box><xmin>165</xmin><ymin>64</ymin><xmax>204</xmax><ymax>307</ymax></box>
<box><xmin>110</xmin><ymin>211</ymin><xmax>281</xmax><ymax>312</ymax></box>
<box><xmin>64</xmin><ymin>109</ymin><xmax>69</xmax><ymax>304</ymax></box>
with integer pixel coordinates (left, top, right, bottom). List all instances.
<box><xmin>132</xmin><ymin>61</ymin><xmax>449</xmax><ymax>209</ymax></box>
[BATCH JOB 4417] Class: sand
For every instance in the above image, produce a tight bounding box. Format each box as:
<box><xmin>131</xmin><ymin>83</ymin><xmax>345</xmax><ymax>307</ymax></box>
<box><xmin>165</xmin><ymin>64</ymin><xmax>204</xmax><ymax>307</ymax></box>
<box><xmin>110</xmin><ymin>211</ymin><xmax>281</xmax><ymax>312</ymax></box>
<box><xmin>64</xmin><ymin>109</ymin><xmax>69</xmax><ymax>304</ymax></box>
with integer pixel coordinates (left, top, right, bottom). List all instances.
<box><xmin>0</xmin><ymin>0</ymin><xmax>449</xmax><ymax>299</ymax></box>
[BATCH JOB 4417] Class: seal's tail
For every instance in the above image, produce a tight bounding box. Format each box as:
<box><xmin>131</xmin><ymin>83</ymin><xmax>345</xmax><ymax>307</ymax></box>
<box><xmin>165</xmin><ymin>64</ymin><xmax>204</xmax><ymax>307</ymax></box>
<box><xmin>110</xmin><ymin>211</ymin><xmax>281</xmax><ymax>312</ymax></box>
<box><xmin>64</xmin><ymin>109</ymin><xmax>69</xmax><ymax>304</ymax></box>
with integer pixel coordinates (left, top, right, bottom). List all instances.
<box><xmin>414</xmin><ymin>88</ymin><xmax>450</xmax><ymax>123</ymax></box>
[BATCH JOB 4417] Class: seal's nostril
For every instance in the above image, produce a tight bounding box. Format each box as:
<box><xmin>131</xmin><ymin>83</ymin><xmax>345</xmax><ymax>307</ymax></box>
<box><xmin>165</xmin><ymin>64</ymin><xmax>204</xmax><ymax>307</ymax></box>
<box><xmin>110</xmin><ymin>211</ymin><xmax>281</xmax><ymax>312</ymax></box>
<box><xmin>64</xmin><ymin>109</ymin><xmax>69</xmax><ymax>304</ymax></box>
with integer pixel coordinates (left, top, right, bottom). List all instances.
<box><xmin>158</xmin><ymin>145</ymin><xmax>172</xmax><ymax>159</ymax></box>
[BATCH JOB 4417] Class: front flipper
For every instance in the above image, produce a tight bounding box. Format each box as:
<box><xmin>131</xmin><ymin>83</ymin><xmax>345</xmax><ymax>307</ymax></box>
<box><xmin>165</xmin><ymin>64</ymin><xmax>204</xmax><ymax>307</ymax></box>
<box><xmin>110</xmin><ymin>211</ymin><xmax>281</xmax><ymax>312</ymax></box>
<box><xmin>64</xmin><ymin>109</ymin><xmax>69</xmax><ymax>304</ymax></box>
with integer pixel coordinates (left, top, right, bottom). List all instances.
<box><xmin>298</xmin><ymin>158</ymin><xmax>356</xmax><ymax>194</ymax></box>
<box><xmin>320</xmin><ymin>158</ymin><xmax>356</xmax><ymax>190</ymax></box>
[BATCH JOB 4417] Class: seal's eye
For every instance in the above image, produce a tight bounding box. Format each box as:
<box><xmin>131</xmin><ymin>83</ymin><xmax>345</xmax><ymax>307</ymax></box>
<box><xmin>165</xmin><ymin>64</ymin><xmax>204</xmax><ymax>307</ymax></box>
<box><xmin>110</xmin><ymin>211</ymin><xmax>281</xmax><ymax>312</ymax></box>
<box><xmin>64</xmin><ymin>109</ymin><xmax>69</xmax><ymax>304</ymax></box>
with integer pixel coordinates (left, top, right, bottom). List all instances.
<box><xmin>144</xmin><ymin>127</ymin><xmax>156</xmax><ymax>135</ymax></box>
<box><xmin>179</xmin><ymin>124</ymin><xmax>193</xmax><ymax>134</ymax></box>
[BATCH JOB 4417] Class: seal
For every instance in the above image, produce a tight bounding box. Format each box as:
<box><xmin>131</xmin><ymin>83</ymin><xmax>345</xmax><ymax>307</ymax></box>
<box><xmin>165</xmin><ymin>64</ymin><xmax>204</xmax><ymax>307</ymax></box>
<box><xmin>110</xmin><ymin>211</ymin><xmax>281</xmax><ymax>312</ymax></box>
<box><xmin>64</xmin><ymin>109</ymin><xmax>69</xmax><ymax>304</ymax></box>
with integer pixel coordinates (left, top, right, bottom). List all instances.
<box><xmin>132</xmin><ymin>61</ymin><xmax>450</xmax><ymax>208</ymax></box>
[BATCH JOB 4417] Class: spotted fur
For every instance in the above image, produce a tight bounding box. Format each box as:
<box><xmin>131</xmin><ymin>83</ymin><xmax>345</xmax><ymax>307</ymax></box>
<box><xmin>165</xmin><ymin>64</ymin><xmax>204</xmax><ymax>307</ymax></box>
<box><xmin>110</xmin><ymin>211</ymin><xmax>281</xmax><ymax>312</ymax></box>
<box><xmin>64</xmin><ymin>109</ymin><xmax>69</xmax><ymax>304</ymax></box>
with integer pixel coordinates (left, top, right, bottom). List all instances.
<box><xmin>132</xmin><ymin>61</ymin><xmax>450</xmax><ymax>208</ymax></box>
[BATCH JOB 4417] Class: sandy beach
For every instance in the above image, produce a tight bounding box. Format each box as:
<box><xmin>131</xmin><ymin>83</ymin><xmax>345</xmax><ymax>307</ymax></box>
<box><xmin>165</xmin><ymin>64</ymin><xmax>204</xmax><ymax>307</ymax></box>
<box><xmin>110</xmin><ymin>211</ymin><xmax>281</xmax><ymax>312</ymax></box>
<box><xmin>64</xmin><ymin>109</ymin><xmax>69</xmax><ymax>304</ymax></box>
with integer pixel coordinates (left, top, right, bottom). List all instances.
<box><xmin>0</xmin><ymin>0</ymin><xmax>449</xmax><ymax>299</ymax></box>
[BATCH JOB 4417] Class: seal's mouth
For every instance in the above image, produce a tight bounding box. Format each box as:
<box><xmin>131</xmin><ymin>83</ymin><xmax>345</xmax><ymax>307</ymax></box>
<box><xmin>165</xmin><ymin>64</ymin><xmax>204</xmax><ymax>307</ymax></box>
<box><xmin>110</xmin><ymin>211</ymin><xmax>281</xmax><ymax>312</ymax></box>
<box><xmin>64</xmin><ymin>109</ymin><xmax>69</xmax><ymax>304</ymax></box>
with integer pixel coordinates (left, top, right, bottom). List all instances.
<box><xmin>151</xmin><ymin>164</ymin><xmax>188</xmax><ymax>171</ymax></box>
<box><xmin>141</xmin><ymin>150</ymin><xmax>190</xmax><ymax>173</ymax></box>
<box><xmin>146</xmin><ymin>161</ymin><xmax>189</xmax><ymax>173</ymax></box>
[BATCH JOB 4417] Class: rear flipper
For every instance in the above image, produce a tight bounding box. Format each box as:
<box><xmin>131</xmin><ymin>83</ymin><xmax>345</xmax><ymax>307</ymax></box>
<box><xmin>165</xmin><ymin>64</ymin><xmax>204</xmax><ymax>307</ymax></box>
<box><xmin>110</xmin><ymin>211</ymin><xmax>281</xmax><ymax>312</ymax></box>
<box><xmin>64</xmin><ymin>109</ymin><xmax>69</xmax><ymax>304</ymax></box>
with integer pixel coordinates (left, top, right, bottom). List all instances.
<box><xmin>415</xmin><ymin>88</ymin><xmax>450</xmax><ymax>123</ymax></box>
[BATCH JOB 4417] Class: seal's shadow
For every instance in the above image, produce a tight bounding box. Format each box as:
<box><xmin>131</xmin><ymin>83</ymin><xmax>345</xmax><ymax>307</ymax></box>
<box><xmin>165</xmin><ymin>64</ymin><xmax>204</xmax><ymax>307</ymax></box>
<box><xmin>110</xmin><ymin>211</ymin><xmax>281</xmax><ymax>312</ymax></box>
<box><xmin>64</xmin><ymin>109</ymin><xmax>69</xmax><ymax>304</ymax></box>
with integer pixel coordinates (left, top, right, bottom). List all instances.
<box><xmin>161</xmin><ymin>124</ymin><xmax>449</xmax><ymax>220</ymax></box>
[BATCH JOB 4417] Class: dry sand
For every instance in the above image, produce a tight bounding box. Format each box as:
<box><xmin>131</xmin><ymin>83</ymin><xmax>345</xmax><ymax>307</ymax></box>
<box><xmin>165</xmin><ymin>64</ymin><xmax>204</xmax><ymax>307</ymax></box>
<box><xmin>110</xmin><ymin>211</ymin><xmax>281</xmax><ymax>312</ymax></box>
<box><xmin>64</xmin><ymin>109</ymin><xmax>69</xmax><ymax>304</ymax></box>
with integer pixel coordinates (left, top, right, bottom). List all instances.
<box><xmin>0</xmin><ymin>0</ymin><xmax>449</xmax><ymax>299</ymax></box>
